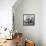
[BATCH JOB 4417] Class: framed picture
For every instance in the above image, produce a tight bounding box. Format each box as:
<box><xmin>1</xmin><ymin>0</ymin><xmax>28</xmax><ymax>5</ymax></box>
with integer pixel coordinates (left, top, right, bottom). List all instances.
<box><xmin>23</xmin><ymin>14</ymin><xmax>35</xmax><ymax>26</ymax></box>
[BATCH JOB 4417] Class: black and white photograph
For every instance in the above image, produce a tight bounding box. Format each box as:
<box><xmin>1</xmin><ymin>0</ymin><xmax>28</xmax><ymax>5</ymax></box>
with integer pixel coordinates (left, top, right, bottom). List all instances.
<box><xmin>23</xmin><ymin>14</ymin><xmax>35</xmax><ymax>26</ymax></box>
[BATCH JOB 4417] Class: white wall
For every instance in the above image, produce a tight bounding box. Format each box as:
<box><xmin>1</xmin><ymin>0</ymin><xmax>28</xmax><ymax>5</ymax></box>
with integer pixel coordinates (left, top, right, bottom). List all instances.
<box><xmin>0</xmin><ymin>0</ymin><xmax>16</xmax><ymax>30</ymax></box>
<box><xmin>41</xmin><ymin>0</ymin><xmax>46</xmax><ymax>46</ymax></box>
<box><xmin>13</xmin><ymin>0</ymin><xmax>41</xmax><ymax>46</ymax></box>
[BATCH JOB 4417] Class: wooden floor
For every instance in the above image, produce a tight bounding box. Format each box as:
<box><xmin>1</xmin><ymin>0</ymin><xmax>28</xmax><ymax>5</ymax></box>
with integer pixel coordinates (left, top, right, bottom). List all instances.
<box><xmin>0</xmin><ymin>39</ymin><xmax>16</xmax><ymax>46</ymax></box>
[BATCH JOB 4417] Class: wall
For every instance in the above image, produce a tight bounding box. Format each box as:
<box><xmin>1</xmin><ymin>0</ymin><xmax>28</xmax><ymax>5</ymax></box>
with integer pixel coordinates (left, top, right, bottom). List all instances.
<box><xmin>0</xmin><ymin>0</ymin><xmax>16</xmax><ymax>30</ymax></box>
<box><xmin>13</xmin><ymin>0</ymin><xmax>41</xmax><ymax>46</ymax></box>
<box><xmin>41</xmin><ymin>0</ymin><xmax>46</xmax><ymax>46</ymax></box>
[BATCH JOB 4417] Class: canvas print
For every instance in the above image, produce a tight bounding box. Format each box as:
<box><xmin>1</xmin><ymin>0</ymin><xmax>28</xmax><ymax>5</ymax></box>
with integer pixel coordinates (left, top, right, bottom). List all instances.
<box><xmin>23</xmin><ymin>14</ymin><xmax>35</xmax><ymax>26</ymax></box>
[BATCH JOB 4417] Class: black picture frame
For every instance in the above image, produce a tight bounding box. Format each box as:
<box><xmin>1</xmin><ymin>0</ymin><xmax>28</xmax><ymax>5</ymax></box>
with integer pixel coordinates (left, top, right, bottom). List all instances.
<box><xmin>23</xmin><ymin>14</ymin><xmax>35</xmax><ymax>26</ymax></box>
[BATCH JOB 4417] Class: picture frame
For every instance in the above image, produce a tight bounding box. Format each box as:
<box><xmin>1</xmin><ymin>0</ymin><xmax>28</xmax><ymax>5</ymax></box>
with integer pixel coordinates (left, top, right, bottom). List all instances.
<box><xmin>23</xmin><ymin>14</ymin><xmax>35</xmax><ymax>26</ymax></box>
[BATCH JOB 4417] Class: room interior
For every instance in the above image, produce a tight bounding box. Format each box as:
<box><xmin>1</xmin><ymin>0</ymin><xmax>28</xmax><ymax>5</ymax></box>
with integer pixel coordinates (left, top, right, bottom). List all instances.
<box><xmin>0</xmin><ymin>0</ymin><xmax>46</xmax><ymax>46</ymax></box>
